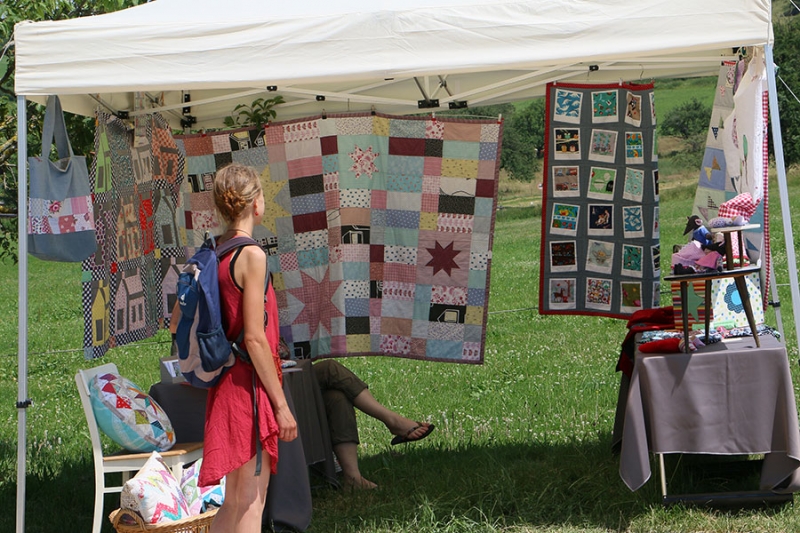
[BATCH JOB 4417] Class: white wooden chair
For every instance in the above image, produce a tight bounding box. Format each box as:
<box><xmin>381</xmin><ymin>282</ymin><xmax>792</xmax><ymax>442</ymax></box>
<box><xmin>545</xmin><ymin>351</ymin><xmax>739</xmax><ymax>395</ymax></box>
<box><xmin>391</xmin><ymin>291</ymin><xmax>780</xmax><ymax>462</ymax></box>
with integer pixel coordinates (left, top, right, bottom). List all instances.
<box><xmin>75</xmin><ymin>363</ymin><xmax>204</xmax><ymax>533</ymax></box>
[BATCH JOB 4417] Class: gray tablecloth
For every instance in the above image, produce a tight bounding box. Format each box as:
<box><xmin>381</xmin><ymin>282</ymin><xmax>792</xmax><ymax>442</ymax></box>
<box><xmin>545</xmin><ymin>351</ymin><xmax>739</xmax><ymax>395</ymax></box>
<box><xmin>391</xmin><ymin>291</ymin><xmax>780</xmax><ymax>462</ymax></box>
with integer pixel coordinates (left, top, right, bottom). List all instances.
<box><xmin>148</xmin><ymin>382</ymin><xmax>208</xmax><ymax>443</ymax></box>
<box><xmin>619</xmin><ymin>334</ymin><xmax>800</xmax><ymax>493</ymax></box>
<box><xmin>286</xmin><ymin>359</ymin><xmax>337</xmax><ymax>483</ymax></box>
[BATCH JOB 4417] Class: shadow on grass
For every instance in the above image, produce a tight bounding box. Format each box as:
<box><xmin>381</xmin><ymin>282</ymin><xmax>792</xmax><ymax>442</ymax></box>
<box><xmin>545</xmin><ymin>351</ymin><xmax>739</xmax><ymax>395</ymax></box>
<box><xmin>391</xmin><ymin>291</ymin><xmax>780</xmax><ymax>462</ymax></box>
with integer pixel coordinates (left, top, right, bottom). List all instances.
<box><xmin>0</xmin><ymin>443</ymin><xmax>119</xmax><ymax>533</ymax></box>
<box><xmin>308</xmin><ymin>433</ymin><xmax>789</xmax><ymax>532</ymax></box>
<box><xmin>0</xmin><ymin>435</ymin><xmax>788</xmax><ymax>533</ymax></box>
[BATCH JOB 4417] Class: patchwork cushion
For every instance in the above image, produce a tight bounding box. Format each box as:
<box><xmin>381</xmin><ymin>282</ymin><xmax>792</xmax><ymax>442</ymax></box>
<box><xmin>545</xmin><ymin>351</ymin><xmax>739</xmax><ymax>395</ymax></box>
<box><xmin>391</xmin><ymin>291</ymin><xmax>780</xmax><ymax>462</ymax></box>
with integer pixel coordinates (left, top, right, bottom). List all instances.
<box><xmin>120</xmin><ymin>452</ymin><xmax>191</xmax><ymax>524</ymax></box>
<box><xmin>88</xmin><ymin>372</ymin><xmax>175</xmax><ymax>452</ymax></box>
<box><xmin>180</xmin><ymin>459</ymin><xmax>226</xmax><ymax>515</ymax></box>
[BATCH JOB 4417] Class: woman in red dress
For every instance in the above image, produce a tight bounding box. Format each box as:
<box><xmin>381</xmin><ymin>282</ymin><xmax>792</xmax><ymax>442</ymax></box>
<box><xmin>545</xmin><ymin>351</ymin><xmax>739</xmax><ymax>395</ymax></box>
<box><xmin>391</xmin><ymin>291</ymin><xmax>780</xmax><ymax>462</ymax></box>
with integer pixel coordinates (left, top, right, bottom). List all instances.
<box><xmin>199</xmin><ymin>163</ymin><xmax>297</xmax><ymax>532</ymax></box>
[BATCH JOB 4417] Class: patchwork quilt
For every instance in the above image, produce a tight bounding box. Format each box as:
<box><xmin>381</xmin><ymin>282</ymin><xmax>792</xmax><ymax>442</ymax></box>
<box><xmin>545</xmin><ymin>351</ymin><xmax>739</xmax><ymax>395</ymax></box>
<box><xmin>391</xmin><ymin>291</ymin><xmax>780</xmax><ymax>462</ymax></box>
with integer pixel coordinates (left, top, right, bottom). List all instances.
<box><xmin>539</xmin><ymin>82</ymin><xmax>660</xmax><ymax>318</ymax></box>
<box><xmin>177</xmin><ymin>114</ymin><xmax>502</xmax><ymax>363</ymax></box>
<box><xmin>690</xmin><ymin>57</ymin><xmax>769</xmax><ymax>308</ymax></box>
<box><xmin>83</xmin><ymin>112</ymin><xmax>502</xmax><ymax>364</ymax></box>
<box><xmin>82</xmin><ymin>112</ymin><xmax>187</xmax><ymax>359</ymax></box>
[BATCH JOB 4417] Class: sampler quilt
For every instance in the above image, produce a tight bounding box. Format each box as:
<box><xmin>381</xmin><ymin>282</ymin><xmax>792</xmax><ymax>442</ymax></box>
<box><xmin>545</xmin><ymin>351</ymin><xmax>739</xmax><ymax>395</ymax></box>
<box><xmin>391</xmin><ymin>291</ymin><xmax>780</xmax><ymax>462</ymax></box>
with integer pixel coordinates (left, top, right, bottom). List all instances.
<box><xmin>176</xmin><ymin>114</ymin><xmax>502</xmax><ymax>363</ymax></box>
<box><xmin>82</xmin><ymin>112</ymin><xmax>502</xmax><ymax>363</ymax></box>
<box><xmin>539</xmin><ymin>82</ymin><xmax>660</xmax><ymax>319</ymax></box>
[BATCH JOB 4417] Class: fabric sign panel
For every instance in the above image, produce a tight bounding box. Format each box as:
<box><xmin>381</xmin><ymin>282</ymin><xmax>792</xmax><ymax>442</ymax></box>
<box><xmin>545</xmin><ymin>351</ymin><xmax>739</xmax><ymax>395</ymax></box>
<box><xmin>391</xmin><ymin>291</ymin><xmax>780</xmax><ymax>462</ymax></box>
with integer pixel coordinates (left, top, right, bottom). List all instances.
<box><xmin>540</xmin><ymin>82</ymin><xmax>660</xmax><ymax>318</ymax></box>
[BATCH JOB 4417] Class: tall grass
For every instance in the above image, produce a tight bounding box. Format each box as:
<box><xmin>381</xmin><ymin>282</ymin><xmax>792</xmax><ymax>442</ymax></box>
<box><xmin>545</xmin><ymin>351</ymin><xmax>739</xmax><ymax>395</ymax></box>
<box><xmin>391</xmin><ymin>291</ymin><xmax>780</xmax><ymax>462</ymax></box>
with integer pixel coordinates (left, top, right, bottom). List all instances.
<box><xmin>3</xmin><ymin>69</ymin><xmax>800</xmax><ymax>529</ymax></box>
<box><xmin>2</xmin><ymin>160</ymin><xmax>800</xmax><ymax>532</ymax></box>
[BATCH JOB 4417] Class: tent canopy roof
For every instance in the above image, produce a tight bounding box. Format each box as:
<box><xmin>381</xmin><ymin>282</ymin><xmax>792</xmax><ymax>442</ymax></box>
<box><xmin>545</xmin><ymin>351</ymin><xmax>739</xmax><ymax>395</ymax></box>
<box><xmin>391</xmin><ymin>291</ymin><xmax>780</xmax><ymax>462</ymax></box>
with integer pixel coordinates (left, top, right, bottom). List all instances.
<box><xmin>14</xmin><ymin>0</ymin><xmax>773</xmax><ymax>128</ymax></box>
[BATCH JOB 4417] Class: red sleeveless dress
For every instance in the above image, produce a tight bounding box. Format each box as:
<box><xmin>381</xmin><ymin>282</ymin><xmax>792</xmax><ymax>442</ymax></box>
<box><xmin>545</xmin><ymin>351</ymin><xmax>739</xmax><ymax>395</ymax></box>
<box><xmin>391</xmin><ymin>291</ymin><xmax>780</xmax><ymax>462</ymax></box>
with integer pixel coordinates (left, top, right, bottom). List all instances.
<box><xmin>198</xmin><ymin>249</ymin><xmax>282</xmax><ymax>486</ymax></box>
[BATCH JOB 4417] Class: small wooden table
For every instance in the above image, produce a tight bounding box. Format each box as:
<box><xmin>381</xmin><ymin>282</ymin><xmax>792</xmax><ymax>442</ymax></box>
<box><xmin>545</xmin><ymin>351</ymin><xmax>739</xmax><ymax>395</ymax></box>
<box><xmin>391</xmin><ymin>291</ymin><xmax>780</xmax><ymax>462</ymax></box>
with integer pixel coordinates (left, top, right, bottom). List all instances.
<box><xmin>664</xmin><ymin>265</ymin><xmax>762</xmax><ymax>352</ymax></box>
<box><xmin>709</xmin><ymin>223</ymin><xmax>761</xmax><ymax>270</ymax></box>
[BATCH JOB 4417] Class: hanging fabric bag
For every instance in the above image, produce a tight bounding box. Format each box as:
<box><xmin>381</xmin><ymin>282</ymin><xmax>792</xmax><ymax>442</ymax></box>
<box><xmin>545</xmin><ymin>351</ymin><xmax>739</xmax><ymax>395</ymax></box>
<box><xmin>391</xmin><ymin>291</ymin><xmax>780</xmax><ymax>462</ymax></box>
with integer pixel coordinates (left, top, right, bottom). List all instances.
<box><xmin>27</xmin><ymin>95</ymin><xmax>97</xmax><ymax>262</ymax></box>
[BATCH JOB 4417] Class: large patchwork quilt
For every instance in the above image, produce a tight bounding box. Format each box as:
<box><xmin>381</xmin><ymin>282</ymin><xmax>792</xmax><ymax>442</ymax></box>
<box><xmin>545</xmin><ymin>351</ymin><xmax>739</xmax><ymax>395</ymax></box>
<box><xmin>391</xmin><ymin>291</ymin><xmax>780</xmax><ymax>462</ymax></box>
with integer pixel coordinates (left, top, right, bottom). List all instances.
<box><xmin>83</xmin><ymin>112</ymin><xmax>502</xmax><ymax>364</ymax></box>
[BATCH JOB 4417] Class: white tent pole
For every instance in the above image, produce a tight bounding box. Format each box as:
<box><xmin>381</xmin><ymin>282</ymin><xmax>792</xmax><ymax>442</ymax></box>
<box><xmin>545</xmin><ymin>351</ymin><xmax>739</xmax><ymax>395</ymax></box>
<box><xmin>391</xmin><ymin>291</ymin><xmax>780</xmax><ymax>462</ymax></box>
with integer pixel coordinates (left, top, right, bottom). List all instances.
<box><xmin>769</xmin><ymin>260</ymin><xmax>784</xmax><ymax>339</ymax></box>
<box><xmin>16</xmin><ymin>95</ymin><xmax>29</xmax><ymax>533</ymax></box>
<box><xmin>764</xmin><ymin>44</ymin><xmax>800</xmax><ymax>352</ymax></box>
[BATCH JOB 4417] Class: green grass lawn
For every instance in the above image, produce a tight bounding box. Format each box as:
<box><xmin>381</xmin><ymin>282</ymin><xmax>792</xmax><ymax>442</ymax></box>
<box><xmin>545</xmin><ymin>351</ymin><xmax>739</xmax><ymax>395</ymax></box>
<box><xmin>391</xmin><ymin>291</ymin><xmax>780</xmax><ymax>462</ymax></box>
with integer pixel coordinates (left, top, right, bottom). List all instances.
<box><xmin>3</xmin><ymin>72</ymin><xmax>800</xmax><ymax>531</ymax></box>
<box><xmin>2</xmin><ymin>163</ymin><xmax>800</xmax><ymax>532</ymax></box>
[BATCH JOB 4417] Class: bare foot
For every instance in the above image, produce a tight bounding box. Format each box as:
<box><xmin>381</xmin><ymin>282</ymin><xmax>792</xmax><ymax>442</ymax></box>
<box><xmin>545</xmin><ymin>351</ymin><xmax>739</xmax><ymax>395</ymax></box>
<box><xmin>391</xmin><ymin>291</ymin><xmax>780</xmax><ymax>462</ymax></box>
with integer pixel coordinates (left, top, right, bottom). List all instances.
<box><xmin>389</xmin><ymin>420</ymin><xmax>436</xmax><ymax>446</ymax></box>
<box><xmin>343</xmin><ymin>474</ymin><xmax>378</xmax><ymax>490</ymax></box>
<box><xmin>389</xmin><ymin>418</ymin><xmax>430</xmax><ymax>439</ymax></box>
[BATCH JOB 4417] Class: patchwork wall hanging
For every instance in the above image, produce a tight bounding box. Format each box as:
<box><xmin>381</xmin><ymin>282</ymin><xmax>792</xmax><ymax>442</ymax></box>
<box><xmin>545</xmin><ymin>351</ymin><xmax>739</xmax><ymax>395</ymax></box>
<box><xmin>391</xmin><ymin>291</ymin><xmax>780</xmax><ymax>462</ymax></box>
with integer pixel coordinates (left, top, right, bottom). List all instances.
<box><xmin>176</xmin><ymin>113</ymin><xmax>502</xmax><ymax>363</ymax></box>
<box><xmin>690</xmin><ymin>53</ymin><xmax>769</xmax><ymax>307</ymax></box>
<box><xmin>539</xmin><ymin>82</ymin><xmax>660</xmax><ymax>319</ymax></box>
<box><xmin>82</xmin><ymin>112</ymin><xmax>501</xmax><ymax>364</ymax></box>
<box><xmin>82</xmin><ymin>112</ymin><xmax>186</xmax><ymax>359</ymax></box>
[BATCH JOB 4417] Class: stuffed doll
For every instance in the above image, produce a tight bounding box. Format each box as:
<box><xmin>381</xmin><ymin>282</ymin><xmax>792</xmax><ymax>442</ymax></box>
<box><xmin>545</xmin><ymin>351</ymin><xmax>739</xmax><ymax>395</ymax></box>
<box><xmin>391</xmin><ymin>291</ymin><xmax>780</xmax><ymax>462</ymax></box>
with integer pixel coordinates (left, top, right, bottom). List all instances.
<box><xmin>672</xmin><ymin>215</ymin><xmax>725</xmax><ymax>274</ymax></box>
<box><xmin>683</xmin><ymin>215</ymin><xmax>713</xmax><ymax>247</ymax></box>
<box><xmin>683</xmin><ymin>215</ymin><xmax>725</xmax><ymax>253</ymax></box>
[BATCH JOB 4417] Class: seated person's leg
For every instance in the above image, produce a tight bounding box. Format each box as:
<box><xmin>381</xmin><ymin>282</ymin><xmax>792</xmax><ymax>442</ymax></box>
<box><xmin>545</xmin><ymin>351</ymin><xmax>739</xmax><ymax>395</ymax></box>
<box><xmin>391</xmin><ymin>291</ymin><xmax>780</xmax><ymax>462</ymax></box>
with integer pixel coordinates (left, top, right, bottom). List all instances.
<box><xmin>313</xmin><ymin>359</ymin><xmax>368</xmax><ymax>401</ymax></box>
<box><xmin>321</xmin><ymin>388</ymin><xmax>376</xmax><ymax>489</ymax></box>
<box><xmin>321</xmin><ymin>388</ymin><xmax>359</xmax><ymax>447</ymax></box>
<box><xmin>314</xmin><ymin>359</ymin><xmax>435</xmax><ymax>447</ymax></box>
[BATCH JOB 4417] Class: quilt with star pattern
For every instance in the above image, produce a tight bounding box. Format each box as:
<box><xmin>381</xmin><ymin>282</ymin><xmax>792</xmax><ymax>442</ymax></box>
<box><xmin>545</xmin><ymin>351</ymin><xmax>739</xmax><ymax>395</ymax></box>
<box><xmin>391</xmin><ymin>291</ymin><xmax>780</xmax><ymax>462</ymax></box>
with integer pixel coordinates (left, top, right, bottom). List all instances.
<box><xmin>83</xmin><ymin>112</ymin><xmax>502</xmax><ymax>364</ymax></box>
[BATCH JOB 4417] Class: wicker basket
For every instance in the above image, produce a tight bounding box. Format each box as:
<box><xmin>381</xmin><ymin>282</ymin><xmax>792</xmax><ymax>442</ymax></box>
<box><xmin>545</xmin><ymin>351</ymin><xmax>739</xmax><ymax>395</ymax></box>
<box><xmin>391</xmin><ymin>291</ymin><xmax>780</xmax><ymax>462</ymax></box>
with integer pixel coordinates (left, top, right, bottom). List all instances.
<box><xmin>109</xmin><ymin>508</ymin><xmax>218</xmax><ymax>533</ymax></box>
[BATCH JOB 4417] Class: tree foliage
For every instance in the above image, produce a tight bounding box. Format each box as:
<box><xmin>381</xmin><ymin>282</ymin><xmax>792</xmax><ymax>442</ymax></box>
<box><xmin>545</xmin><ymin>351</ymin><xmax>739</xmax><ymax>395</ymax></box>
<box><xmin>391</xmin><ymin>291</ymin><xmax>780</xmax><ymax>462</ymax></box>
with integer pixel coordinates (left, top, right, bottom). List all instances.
<box><xmin>223</xmin><ymin>96</ymin><xmax>286</xmax><ymax>128</ymax></box>
<box><xmin>502</xmin><ymin>100</ymin><xmax>545</xmax><ymax>182</ymax></box>
<box><xmin>0</xmin><ymin>1</ymin><xmax>144</xmax><ymax>263</ymax></box>
<box><xmin>773</xmin><ymin>15</ymin><xmax>800</xmax><ymax>167</ymax></box>
<box><xmin>660</xmin><ymin>98</ymin><xmax>712</xmax><ymax>139</ymax></box>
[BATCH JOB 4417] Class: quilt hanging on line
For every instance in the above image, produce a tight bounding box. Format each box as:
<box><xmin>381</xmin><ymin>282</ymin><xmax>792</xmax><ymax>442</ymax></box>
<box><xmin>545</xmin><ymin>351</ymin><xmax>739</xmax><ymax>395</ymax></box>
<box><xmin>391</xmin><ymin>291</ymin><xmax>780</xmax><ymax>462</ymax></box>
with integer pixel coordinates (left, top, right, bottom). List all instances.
<box><xmin>690</xmin><ymin>53</ymin><xmax>770</xmax><ymax>310</ymax></box>
<box><xmin>82</xmin><ymin>111</ymin><xmax>187</xmax><ymax>359</ymax></box>
<box><xmin>176</xmin><ymin>114</ymin><xmax>502</xmax><ymax>363</ymax></box>
<box><xmin>82</xmin><ymin>112</ymin><xmax>502</xmax><ymax>364</ymax></box>
<box><xmin>539</xmin><ymin>82</ymin><xmax>660</xmax><ymax>319</ymax></box>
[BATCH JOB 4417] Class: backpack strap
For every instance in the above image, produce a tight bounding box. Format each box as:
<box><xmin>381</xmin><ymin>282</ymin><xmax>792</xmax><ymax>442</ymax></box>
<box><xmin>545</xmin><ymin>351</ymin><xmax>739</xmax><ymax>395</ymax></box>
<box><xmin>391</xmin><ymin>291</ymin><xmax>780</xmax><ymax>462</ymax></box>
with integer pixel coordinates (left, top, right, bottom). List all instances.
<box><xmin>215</xmin><ymin>235</ymin><xmax>258</xmax><ymax>257</ymax></box>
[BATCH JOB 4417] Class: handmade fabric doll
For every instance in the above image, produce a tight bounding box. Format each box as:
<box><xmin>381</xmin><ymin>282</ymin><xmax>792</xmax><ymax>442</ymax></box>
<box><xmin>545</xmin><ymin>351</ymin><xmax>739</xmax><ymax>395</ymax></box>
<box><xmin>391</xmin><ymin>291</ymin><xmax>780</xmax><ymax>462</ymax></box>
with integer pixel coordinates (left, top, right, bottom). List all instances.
<box><xmin>683</xmin><ymin>215</ymin><xmax>713</xmax><ymax>248</ymax></box>
<box><xmin>672</xmin><ymin>215</ymin><xmax>725</xmax><ymax>274</ymax></box>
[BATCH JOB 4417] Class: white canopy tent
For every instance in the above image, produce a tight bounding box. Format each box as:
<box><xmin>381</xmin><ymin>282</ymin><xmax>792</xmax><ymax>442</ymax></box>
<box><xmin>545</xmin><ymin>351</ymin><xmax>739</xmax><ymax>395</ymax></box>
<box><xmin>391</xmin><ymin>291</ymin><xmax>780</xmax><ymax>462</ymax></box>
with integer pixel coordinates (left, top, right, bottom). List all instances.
<box><xmin>15</xmin><ymin>0</ymin><xmax>777</xmax><ymax>127</ymax></box>
<box><xmin>12</xmin><ymin>0</ymin><xmax>797</xmax><ymax>531</ymax></box>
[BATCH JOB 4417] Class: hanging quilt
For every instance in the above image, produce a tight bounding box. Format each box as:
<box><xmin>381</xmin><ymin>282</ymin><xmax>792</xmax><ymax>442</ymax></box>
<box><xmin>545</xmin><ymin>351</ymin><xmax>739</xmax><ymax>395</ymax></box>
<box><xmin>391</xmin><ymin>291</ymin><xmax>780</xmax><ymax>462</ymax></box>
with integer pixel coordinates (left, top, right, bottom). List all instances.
<box><xmin>175</xmin><ymin>113</ymin><xmax>502</xmax><ymax>363</ymax></box>
<box><xmin>82</xmin><ymin>112</ymin><xmax>186</xmax><ymax>359</ymax></box>
<box><xmin>691</xmin><ymin>53</ymin><xmax>769</xmax><ymax>307</ymax></box>
<box><xmin>539</xmin><ymin>82</ymin><xmax>660</xmax><ymax>319</ymax></box>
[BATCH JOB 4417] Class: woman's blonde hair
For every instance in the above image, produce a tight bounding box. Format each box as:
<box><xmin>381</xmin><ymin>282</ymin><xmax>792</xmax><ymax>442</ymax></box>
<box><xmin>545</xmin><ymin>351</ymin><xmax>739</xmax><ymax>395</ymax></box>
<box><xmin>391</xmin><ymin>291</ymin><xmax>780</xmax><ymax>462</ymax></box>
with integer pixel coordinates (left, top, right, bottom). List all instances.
<box><xmin>213</xmin><ymin>163</ymin><xmax>262</xmax><ymax>223</ymax></box>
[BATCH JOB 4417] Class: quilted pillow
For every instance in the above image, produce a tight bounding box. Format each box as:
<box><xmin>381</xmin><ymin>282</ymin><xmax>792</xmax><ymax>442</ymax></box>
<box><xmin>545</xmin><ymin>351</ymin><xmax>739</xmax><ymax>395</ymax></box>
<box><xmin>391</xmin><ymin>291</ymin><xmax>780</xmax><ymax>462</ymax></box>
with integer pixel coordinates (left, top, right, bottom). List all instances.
<box><xmin>121</xmin><ymin>452</ymin><xmax>191</xmax><ymax>524</ymax></box>
<box><xmin>180</xmin><ymin>459</ymin><xmax>226</xmax><ymax>515</ymax></box>
<box><xmin>88</xmin><ymin>371</ymin><xmax>175</xmax><ymax>452</ymax></box>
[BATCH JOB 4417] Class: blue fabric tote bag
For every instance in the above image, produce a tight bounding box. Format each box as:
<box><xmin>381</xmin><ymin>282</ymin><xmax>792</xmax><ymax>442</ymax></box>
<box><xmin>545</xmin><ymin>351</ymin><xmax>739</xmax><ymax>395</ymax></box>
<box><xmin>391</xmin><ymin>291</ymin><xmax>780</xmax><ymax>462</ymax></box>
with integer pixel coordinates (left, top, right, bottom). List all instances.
<box><xmin>27</xmin><ymin>95</ymin><xmax>97</xmax><ymax>262</ymax></box>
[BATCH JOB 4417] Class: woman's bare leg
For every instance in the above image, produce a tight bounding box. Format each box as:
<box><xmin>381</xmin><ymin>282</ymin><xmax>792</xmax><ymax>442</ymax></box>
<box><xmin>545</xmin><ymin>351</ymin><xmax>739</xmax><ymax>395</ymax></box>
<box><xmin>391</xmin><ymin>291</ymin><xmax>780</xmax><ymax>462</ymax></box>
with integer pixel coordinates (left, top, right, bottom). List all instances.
<box><xmin>351</xmin><ymin>389</ymin><xmax>431</xmax><ymax>440</ymax></box>
<box><xmin>210</xmin><ymin>455</ymin><xmax>270</xmax><ymax>533</ymax></box>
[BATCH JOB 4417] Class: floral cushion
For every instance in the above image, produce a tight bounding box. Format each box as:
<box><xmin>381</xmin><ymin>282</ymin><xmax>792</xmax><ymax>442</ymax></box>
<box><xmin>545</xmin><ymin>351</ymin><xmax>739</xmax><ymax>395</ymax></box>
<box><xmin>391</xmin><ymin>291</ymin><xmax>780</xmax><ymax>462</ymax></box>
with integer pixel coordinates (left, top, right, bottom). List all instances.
<box><xmin>121</xmin><ymin>452</ymin><xmax>192</xmax><ymax>524</ymax></box>
<box><xmin>180</xmin><ymin>459</ymin><xmax>225</xmax><ymax>515</ymax></box>
<box><xmin>88</xmin><ymin>372</ymin><xmax>175</xmax><ymax>452</ymax></box>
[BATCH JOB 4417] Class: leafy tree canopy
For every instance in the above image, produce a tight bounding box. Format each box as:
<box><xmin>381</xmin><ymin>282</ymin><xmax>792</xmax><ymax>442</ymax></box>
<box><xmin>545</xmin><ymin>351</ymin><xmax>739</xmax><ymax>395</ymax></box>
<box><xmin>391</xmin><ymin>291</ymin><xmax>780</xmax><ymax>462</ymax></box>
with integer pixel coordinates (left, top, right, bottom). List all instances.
<box><xmin>773</xmin><ymin>15</ymin><xmax>800</xmax><ymax>168</ymax></box>
<box><xmin>0</xmin><ymin>1</ymin><xmax>144</xmax><ymax>262</ymax></box>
